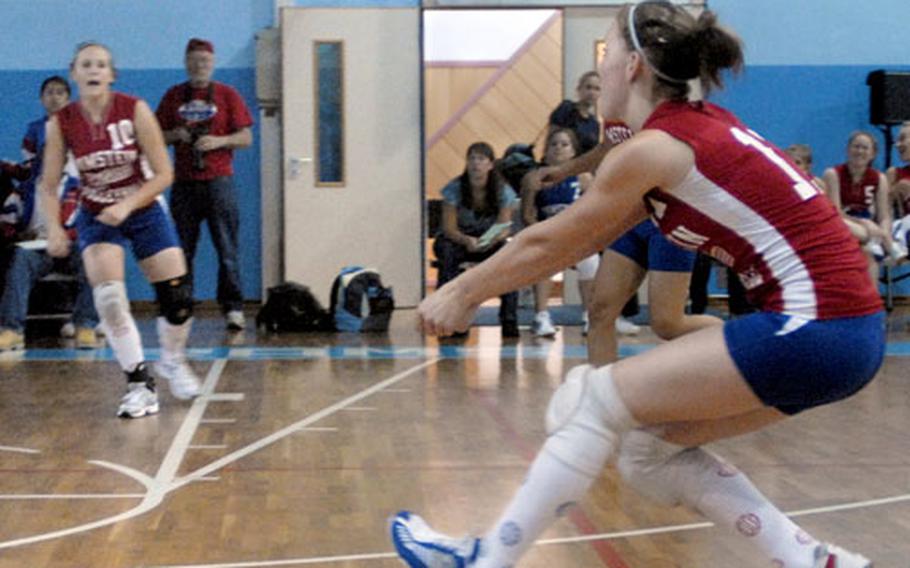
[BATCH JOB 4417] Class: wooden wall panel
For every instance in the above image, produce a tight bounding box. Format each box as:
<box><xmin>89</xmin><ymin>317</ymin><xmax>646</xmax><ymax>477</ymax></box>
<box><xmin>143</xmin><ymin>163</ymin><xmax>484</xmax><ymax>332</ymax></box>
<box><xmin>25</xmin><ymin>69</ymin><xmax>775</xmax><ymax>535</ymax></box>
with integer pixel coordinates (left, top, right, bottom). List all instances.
<box><xmin>424</xmin><ymin>15</ymin><xmax>562</xmax><ymax>198</ymax></box>
<box><xmin>424</xmin><ymin>67</ymin><xmax>497</xmax><ymax>136</ymax></box>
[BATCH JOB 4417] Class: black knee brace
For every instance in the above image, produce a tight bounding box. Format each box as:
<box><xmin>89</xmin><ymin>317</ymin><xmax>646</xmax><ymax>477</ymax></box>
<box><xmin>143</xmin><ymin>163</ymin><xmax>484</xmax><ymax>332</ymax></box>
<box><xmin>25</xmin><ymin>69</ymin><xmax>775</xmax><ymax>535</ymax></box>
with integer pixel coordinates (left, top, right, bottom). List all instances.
<box><xmin>155</xmin><ymin>275</ymin><xmax>194</xmax><ymax>324</ymax></box>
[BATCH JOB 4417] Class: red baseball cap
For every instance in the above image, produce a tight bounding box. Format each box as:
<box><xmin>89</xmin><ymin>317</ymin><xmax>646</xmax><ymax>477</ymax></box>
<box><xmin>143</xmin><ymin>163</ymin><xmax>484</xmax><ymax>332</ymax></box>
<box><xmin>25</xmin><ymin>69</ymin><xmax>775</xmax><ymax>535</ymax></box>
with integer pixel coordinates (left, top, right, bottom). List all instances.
<box><xmin>186</xmin><ymin>38</ymin><xmax>214</xmax><ymax>54</ymax></box>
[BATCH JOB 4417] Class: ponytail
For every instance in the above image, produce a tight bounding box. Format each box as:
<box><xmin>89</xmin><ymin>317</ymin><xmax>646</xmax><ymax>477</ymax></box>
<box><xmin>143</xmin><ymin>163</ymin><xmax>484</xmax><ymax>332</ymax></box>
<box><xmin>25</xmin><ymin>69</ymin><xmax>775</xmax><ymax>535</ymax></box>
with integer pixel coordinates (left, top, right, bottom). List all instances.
<box><xmin>620</xmin><ymin>1</ymin><xmax>743</xmax><ymax>99</ymax></box>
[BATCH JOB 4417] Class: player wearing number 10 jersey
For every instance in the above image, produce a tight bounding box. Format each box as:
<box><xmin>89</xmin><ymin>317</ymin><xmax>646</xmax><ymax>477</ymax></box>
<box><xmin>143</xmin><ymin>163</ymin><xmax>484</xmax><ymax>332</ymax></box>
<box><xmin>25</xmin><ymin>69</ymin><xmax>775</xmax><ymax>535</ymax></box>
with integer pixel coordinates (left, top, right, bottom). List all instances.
<box><xmin>41</xmin><ymin>42</ymin><xmax>202</xmax><ymax>419</ymax></box>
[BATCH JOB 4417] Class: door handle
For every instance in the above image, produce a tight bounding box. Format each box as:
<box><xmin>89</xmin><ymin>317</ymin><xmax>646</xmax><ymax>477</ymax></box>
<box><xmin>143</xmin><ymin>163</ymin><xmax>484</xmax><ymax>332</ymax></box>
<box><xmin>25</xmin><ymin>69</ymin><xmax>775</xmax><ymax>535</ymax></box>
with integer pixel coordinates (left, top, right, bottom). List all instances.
<box><xmin>288</xmin><ymin>156</ymin><xmax>313</xmax><ymax>179</ymax></box>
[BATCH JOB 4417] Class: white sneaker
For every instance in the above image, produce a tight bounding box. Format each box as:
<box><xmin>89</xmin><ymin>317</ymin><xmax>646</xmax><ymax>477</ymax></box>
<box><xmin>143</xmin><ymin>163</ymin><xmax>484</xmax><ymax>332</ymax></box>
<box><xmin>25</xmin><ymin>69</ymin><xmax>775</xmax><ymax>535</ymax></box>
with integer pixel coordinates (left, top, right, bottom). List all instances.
<box><xmin>60</xmin><ymin>322</ymin><xmax>75</xmax><ymax>338</ymax></box>
<box><xmin>118</xmin><ymin>383</ymin><xmax>160</xmax><ymax>419</ymax></box>
<box><xmin>615</xmin><ymin>316</ymin><xmax>641</xmax><ymax>336</ymax></box>
<box><xmin>226</xmin><ymin>310</ymin><xmax>245</xmax><ymax>331</ymax></box>
<box><xmin>888</xmin><ymin>240</ymin><xmax>908</xmax><ymax>264</ymax></box>
<box><xmin>390</xmin><ymin>511</ymin><xmax>479</xmax><ymax>568</ymax></box>
<box><xmin>813</xmin><ymin>543</ymin><xmax>872</xmax><ymax>567</ymax></box>
<box><xmin>154</xmin><ymin>360</ymin><xmax>202</xmax><ymax>400</ymax></box>
<box><xmin>865</xmin><ymin>239</ymin><xmax>886</xmax><ymax>262</ymax></box>
<box><xmin>532</xmin><ymin>311</ymin><xmax>557</xmax><ymax>337</ymax></box>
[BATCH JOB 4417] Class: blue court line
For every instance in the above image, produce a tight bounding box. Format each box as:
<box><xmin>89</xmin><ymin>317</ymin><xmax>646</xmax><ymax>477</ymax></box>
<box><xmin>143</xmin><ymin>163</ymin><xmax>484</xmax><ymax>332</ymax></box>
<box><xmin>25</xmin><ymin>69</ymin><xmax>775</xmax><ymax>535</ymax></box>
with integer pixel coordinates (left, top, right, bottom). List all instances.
<box><xmin>1</xmin><ymin>342</ymin><xmax>908</xmax><ymax>362</ymax></box>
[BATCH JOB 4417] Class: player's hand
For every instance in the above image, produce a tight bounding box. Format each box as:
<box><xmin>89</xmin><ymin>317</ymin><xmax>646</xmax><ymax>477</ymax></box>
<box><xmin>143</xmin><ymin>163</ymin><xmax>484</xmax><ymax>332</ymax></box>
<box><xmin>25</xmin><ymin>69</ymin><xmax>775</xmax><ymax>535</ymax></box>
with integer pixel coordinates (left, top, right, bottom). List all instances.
<box><xmin>97</xmin><ymin>202</ymin><xmax>131</xmax><ymax>227</ymax></box>
<box><xmin>46</xmin><ymin>227</ymin><xmax>71</xmax><ymax>258</ymax></box>
<box><xmin>536</xmin><ymin>165</ymin><xmax>565</xmax><ymax>187</ymax></box>
<box><xmin>194</xmin><ymin>135</ymin><xmax>222</xmax><ymax>152</ymax></box>
<box><xmin>464</xmin><ymin>236</ymin><xmax>482</xmax><ymax>253</ymax></box>
<box><xmin>417</xmin><ymin>282</ymin><xmax>478</xmax><ymax>337</ymax></box>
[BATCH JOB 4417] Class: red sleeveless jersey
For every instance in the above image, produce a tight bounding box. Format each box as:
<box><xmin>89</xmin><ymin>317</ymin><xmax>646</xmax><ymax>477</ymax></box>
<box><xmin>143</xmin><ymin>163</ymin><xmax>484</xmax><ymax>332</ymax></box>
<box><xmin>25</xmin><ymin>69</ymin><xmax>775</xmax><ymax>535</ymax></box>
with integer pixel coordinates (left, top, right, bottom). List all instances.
<box><xmin>641</xmin><ymin>100</ymin><xmax>881</xmax><ymax>319</ymax></box>
<box><xmin>56</xmin><ymin>92</ymin><xmax>151</xmax><ymax>214</ymax></box>
<box><xmin>834</xmin><ymin>163</ymin><xmax>880</xmax><ymax>216</ymax></box>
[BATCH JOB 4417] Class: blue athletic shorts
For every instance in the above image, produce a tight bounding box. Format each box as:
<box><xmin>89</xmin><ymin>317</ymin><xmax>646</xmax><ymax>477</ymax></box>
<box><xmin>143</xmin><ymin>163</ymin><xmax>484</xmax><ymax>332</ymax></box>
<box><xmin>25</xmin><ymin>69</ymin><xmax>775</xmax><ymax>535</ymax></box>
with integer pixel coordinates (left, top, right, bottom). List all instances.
<box><xmin>75</xmin><ymin>199</ymin><xmax>181</xmax><ymax>260</ymax></box>
<box><xmin>609</xmin><ymin>219</ymin><xmax>695</xmax><ymax>272</ymax></box>
<box><xmin>723</xmin><ymin>310</ymin><xmax>885</xmax><ymax>415</ymax></box>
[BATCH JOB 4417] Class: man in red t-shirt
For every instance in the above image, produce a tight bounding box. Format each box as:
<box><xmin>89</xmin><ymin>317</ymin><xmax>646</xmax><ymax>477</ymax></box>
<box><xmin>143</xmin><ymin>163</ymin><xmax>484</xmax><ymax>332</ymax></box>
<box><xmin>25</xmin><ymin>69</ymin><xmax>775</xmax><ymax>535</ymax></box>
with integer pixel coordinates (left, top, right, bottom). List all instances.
<box><xmin>156</xmin><ymin>38</ymin><xmax>254</xmax><ymax>330</ymax></box>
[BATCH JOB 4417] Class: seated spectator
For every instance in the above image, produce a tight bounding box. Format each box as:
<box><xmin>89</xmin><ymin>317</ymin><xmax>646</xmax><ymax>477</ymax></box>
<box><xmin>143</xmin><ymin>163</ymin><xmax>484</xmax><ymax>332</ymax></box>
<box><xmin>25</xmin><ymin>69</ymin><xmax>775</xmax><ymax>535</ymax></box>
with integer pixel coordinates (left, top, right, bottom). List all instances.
<box><xmin>821</xmin><ymin>132</ymin><xmax>904</xmax><ymax>281</ymax></box>
<box><xmin>434</xmin><ymin>142</ymin><xmax>518</xmax><ymax>338</ymax></box>
<box><xmin>886</xmin><ymin>122</ymin><xmax>910</xmax><ymax>219</ymax></box>
<box><xmin>521</xmin><ymin>128</ymin><xmax>597</xmax><ymax>337</ymax></box>
<box><xmin>0</xmin><ymin>76</ymin><xmax>98</xmax><ymax>351</ymax></box>
<box><xmin>787</xmin><ymin>143</ymin><xmax>890</xmax><ymax>253</ymax></box>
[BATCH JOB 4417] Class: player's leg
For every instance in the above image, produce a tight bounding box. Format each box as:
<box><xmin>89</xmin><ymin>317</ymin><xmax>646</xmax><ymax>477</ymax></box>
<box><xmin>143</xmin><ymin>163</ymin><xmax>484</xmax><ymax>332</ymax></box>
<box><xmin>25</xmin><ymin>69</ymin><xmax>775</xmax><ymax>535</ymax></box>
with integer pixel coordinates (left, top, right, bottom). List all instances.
<box><xmin>394</xmin><ymin>310</ymin><xmax>882</xmax><ymax>567</ymax></box>
<box><xmin>574</xmin><ymin>252</ymin><xmax>599</xmax><ymax>334</ymax></box>
<box><xmin>83</xmin><ymin>241</ymin><xmax>157</xmax><ymax>418</ymax></box>
<box><xmin>586</xmin><ymin>248</ymin><xmax>645</xmax><ymax>365</ymax></box>
<box><xmin>532</xmin><ymin>278</ymin><xmax>557</xmax><ymax>337</ymax></box>
<box><xmin>133</xmin><ymin>203</ymin><xmax>201</xmax><ymax>400</ymax></box>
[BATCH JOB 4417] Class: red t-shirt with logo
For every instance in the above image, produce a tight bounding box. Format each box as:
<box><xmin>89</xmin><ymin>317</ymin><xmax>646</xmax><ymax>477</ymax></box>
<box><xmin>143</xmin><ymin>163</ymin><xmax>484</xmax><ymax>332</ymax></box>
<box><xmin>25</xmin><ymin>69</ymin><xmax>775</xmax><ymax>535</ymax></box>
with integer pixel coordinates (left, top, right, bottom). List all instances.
<box><xmin>156</xmin><ymin>81</ymin><xmax>253</xmax><ymax>181</ymax></box>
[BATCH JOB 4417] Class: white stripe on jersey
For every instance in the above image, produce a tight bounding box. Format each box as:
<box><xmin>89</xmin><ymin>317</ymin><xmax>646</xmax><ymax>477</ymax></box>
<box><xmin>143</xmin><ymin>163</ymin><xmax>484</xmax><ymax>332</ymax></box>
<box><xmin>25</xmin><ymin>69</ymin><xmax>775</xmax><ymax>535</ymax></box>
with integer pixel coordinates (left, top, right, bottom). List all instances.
<box><xmin>669</xmin><ymin>167</ymin><xmax>818</xmax><ymax>319</ymax></box>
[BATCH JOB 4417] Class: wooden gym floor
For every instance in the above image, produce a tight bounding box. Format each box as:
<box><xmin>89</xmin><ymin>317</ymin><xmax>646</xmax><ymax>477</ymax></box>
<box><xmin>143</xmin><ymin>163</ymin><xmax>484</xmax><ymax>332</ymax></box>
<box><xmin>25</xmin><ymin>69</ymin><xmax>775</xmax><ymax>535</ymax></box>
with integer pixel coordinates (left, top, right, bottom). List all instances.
<box><xmin>0</xmin><ymin>307</ymin><xmax>908</xmax><ymax>568</ymax></box>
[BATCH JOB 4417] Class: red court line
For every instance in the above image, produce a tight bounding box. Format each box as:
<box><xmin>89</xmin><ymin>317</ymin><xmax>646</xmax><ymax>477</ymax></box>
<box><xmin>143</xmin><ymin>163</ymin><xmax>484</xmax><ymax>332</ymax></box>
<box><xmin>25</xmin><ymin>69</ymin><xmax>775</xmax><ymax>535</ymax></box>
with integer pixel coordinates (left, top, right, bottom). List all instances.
<box><xmin>470</xmin><ymin>391</ymin><xmax>631</xmax><ymax>568</ymax></box>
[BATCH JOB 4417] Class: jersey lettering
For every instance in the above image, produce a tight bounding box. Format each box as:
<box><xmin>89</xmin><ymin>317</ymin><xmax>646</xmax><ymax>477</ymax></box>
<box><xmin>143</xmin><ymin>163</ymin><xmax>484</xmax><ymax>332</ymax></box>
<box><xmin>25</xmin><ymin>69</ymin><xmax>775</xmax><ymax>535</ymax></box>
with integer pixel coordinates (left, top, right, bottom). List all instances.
<box><xmin>106</xmin><ymin>119</ymin><xmax>135</xmax><ymax>151</ymax></box>
<box><xmin>730</xmin><ymin>127</ymin><xmax>820</xmax><ymax>201</ymax></box>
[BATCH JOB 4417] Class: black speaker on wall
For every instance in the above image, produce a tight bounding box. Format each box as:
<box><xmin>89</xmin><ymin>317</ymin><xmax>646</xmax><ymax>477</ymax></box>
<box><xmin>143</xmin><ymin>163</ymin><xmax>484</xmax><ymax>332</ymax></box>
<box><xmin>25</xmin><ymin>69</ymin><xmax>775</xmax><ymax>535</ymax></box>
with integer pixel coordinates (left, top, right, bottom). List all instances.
<box><xmin>867</xmin><ymin>70</ymin><xmax>910</xmax><ymax>125</ymax></box>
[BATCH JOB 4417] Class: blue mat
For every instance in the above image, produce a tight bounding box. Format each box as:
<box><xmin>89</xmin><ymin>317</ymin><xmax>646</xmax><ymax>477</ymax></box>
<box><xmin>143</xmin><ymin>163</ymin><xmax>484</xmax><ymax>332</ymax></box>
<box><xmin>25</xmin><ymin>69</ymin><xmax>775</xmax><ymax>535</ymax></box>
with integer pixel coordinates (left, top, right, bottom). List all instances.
<box><xmin>472</xmin><ymin>304</ymin><xmax>731</xmax><ymax>326</ymax></box>
<box><xmin>473</xmin><ymin>304</ymin><xmax>650</xmax><ymax>327</ymax></box>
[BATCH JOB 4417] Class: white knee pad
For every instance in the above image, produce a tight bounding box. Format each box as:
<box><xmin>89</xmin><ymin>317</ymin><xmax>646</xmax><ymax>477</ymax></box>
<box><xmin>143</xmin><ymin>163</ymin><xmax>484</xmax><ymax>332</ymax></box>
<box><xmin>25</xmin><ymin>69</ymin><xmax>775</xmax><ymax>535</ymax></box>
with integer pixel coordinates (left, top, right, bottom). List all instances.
<box><xmin>543</xmin><ymin>364</ymin><xmax>638</xmax><ymax>477</ymax></box>
<box><xmin>574</xmin><ymin>253</ymin><xmax>600</xmax><ymax>281</ymax></box>
<box><xmin>93</xmin><ymin>281</ymin><xmax>131</xmax><ymax>329</ymax></box>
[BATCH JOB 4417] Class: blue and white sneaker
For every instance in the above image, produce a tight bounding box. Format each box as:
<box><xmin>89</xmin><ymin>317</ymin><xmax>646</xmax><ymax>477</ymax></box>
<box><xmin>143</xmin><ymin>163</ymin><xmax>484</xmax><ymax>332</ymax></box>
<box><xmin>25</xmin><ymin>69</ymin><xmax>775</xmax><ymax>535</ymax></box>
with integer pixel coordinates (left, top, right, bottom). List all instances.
<box><xmin>390</xmin><ymin>511</ymin><xmax>480</xmax><ymax>568</ymax></box>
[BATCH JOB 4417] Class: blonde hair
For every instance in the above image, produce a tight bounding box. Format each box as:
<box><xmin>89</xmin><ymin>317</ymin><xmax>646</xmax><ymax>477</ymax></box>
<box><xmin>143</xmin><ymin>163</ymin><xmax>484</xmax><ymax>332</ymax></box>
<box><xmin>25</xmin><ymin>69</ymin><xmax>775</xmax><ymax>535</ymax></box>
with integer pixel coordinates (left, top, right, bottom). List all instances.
<box><xmin>70</xmin><ymin>41</ymin><xmax>117</xmax><ymax>76</ymax></box>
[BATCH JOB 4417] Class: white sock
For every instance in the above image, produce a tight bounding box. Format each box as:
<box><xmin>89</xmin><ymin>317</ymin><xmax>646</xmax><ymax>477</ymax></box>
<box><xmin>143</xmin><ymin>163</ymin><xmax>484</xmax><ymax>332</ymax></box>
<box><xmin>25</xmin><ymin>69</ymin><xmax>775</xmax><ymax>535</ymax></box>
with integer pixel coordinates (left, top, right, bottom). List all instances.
<box><xmin>674</xmin><ymin>449</ymin><xmax>819</xmax><ymax>567</ymax></box>
<box><xmin>475</xmin><ymin>364</ymin><xmax>636</xmax><ymax>567</ymax></box>
<box><xmin>103</xmin><ymin>315</ymin><xmax>144</xmax><ymax>373</ymax></box>
<box><xmin>156</xmin><ymin>317</ymin><xmax>192</xmax><ymax>365</ymax></box>
<box><xmin>473</xmin><ymin>440</ymin><xmax>596</xmax><ymax>567</ymax></box>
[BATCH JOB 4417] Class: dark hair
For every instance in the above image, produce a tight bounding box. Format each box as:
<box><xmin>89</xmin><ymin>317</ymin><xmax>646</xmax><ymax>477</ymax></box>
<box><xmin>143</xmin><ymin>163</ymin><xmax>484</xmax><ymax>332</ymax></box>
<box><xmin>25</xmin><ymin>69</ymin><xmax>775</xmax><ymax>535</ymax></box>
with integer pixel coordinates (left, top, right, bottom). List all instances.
<box><xmin>40</xmin><ymin>75</ymin><xmax>70</xmax><ymax>97</ymax></box>
<box><xmin>460</xmin><ymin>142</ymin><xmax>503</xmax><ymax>215</ymax></box>
<box><xmin>543</xmin><ymin>127</ymin><xmax>581</xmax><ymax>162</ymax></box>
<box><xmin>618</xmin><ymin>1</ymin><xmax>743</xmax><ymax>100</ymax></box>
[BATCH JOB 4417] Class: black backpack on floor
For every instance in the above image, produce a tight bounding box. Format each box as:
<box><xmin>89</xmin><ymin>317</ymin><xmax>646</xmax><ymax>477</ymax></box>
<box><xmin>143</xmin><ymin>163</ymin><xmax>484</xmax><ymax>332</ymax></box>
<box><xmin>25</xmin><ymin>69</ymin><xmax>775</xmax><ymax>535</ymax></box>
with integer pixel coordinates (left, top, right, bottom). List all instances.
<box><xmin>256</xmin><ymin>281</ymin><xmax>333</xmax><ymax>332</ymax></box>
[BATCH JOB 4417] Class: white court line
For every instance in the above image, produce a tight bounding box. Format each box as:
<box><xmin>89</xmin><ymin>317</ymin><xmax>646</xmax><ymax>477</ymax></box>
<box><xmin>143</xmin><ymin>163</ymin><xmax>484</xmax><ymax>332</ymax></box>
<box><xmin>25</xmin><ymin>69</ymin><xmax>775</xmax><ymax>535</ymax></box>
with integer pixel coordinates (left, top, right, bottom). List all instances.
<box><xmin>148</xmin><ymin>492</ymin><xmax>910</xmax><ymax>567</ymax></box>
<box><xmin>0</xmin><ymin>358</ymin><xmax>440</xmax><ymax>551</ymax></box>
<box><xmin>167</xmin><ymin>359</ymin><xmax>440</xmax><ymax>492</ymax></box>
<box><xmin>0</xmin><ymin>445</ymin><xmax>40</xmax><ymax>455</ymax></box>
<box><xmin>0</xmin><ymin>359</ymin><xmax>229</xmax><ymax>551</ymax></box>
<box><xmin>188</xmin><ymin>445</ymin><xmax>229</xmax><ymax>450</ymax></box>
<box><xmin>297</xmin><ymin>427</ymin><xmax>338</xmax><ymax>432</ymax></box>
<box><xmin>205</xmin><ymin>393</ymin><xmax>245</xmax><ymax>402</ymax></box>
<box><xmin>0</xmin><ymin>494</ymin><xmax>144</xmax><ymax>500</ymax></box>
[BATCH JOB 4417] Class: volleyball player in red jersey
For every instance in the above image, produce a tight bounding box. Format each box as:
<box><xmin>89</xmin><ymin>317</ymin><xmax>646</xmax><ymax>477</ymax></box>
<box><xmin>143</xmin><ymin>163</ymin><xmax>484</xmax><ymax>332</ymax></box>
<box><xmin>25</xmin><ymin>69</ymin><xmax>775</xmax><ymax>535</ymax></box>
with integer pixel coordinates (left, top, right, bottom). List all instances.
<box><xmin>823</xmin><ymin>131</ymin><xmax>904</xmax><ymax>273</ymax></box>
<box><xmin>886</xmin><ymin>122</ymin><xmax>910</xmax><ymax>217</ymax></box>
<box><xmin>391</xmin><ymin>3</ymin><xmax>882</xmax><ymax>566</ymax></box>
<box><xmin>39</xmin><ymin>42</ymin><xmax>201</xmax><ymax>419</ymax></box>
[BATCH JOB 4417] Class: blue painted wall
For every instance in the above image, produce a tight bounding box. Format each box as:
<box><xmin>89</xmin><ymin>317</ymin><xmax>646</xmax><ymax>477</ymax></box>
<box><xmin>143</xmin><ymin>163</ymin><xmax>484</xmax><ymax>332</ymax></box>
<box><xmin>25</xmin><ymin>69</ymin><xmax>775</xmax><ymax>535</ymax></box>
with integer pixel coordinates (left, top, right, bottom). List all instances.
<box><xmin>0</xmin><ymin>0</ymin><xmax>272</xmax><ymax>302</ymax></box>
<box><xmin>708</xmin><ymin>0</ymin><xmax>910</xmax><ymax>295</ymax></box>
<box><xmin>1</xmin><ymin>0</ymin><xmax>907</xmax><ymax>301</ymax></box>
